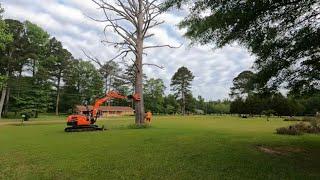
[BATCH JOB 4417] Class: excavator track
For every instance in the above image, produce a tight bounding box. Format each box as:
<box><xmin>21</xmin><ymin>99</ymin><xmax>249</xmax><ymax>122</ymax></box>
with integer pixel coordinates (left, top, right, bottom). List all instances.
<box><xmin>64</xmin><ymin>125</ymin><xmax>105</xmax><ymax>132</ymax></box>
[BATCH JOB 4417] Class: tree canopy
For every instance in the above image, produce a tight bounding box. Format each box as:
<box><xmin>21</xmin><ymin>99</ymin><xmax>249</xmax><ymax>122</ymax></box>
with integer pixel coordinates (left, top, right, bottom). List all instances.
<box><xmin>230</xmin><ymin>70</ymin><xmax>256</xmax><ymax>99</ymax></box>
<box><xmin>164</xmin><ymin>0</ymin><xmax>320</xmax><ymax>95</ymax></box>
<box><xmin>144</xmin><ymin>78</ymin><xmax>166</xmax><ymax>113</ymax></box>
<box><xmin>0</xmin><ymin>4</ymin><xmax>12</xmax><ymax>50</ymax></box>
<box><xmin>0</xmin><ymin>18</ymin><xmax>105</xmax><ymax>118</ymax></box>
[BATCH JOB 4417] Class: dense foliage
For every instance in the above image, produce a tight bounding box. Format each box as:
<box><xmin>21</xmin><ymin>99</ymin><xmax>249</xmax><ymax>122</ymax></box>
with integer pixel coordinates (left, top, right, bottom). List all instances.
<box><xmin>0</xmin><ymin>4</ymin><xmax>12</xmax><ymax>50</ymax></box>
<box><xmin>165</xmin><ymin>0</ymin><xmax>320</xmax><ymax>96</ymax></box>
<box><xmin>230</xmin><ymin>93</ymin><xmax>320</xmax><ymax>116</ymax></box>
<box><xmin>0</xmin><ymin>17</ymin><xmax>106</xmax><ymax>118</ymax></box>
<box><xmin>229</xmin><ymin>70</ymin><xmax>320</xmax><ymax>116</ymax></box>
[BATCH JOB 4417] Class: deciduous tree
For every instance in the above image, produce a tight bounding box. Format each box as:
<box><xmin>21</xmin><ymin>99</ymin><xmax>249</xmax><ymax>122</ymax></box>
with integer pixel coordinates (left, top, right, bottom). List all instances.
<box><xmin>62</xmin><ymin>60</ymin><xmax>104</xmax><ymax>111</ymax></box>
<box><xmin>144</xmin><ymin>78</ymin><xmax>165</xmax><ymax>113</ymax></box>
<box><xmin>164</xmin><ymin>94</ymin><xmax>180</xmax><ymax>114</ymax></box>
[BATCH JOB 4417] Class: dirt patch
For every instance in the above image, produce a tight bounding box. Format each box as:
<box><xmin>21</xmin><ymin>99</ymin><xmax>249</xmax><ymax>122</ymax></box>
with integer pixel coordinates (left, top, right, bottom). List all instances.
<box><xmin>257</xmin><ymin>145</ymin><xmax>305</xmax><ymax>155</ymax></box>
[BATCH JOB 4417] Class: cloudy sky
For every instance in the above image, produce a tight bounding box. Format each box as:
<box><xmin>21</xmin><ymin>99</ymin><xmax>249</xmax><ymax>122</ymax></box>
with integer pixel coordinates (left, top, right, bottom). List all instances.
<box><xmin>2</xmin><ymin>0</ymin><xmax>255</xmax><ymax>100</ymax></box>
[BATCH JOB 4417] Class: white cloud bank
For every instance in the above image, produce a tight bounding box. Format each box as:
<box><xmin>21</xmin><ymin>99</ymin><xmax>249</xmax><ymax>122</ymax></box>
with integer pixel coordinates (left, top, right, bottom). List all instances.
<box><xmin>2</xmin><ymin>0</ymin><xmax>255</xmax><ymax>100</ymax></box>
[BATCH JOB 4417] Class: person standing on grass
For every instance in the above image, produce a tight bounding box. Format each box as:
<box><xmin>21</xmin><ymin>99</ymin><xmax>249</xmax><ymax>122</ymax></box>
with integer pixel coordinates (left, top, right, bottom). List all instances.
<box><xmin>145</xmin><ymin>111</ymin><xmax>152</xmax><ymax>124</ymax></box>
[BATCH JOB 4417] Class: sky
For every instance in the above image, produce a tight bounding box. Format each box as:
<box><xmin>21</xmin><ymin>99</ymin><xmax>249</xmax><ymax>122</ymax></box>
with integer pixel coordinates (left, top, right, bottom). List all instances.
<box><xmin>1</xmin><ymin>0</ymin><xmax>255</xmax><ymax>100</ymax></box>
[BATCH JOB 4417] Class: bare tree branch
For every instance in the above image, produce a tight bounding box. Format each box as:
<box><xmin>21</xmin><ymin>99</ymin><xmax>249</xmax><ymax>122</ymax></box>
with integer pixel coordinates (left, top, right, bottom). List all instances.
<box><xmin>142</xmin><ymin>63</ymin><xmax>164</xmax><ymax>69</ymax></box>
<box><xmin>144</xmin><ymin>44</ymin><xmax>183</xmax><ymax>49</ymax></box>
<box><xmin>81</xmin><ymin>49</ymin><xmax>104</xmax><ymax>67</ymax></box>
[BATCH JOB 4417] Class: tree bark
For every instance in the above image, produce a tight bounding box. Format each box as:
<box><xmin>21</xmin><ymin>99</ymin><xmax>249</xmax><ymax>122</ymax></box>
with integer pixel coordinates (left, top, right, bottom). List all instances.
<box><xmin>181</xmin><ymin>90</ymin><xmax>186</xmax><ymax>115</ymax></box>
<box><xmin>134</xmin><ymin>55</ymin><xmax>145</xmax><ymax>124</ymax></box>
<box><xmin>0</xmin><ymin>72</ymin><xmax>9</xmax><ymax>119</ymax></box>
<box><xmin>4</xmin><ymin>87</ymin><xmax>10</xmax><ymax>116</ymax></box>
<box><xmin>0</xmin><ymin>86</ymin><xmax>7</xmax><ymax>119</ymax></box>
<box><xmin>133</xmin><ymin>0</ymin><xmax>146</xmax><ymax>125</ymax></box>
<box><xmin>134</xmin><ymin>40</ymin><xmax>145</xmax><ymax>124</ymax></box>
<box><xmin>55</xmin><ymin>75</ymin><xmax>61</xmax><ymax>116</ymax></box>
<box><xmin>32</xmin><ymin>59</ymin><xmax>36</xmax><ymax>77</ymax></box>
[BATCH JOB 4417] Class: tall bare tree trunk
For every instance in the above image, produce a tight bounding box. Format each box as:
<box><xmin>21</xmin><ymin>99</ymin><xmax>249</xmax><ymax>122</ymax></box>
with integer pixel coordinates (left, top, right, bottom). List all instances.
<box><xmin>134</xmin><ymin>54</ymin><xmax>145</xmax><ymax>124</ymax></box>
<box><xmin>134</xmin><ymin>0</ymin><xmax>145</xmax><ymax>124</ymax></box>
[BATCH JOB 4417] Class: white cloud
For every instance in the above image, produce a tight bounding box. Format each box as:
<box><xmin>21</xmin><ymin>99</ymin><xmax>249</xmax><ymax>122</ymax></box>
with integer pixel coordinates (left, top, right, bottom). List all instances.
<box><xmin>1</xmin><ymin>0</ymin><xmax>255</xmax><ymax>100</ymax></box>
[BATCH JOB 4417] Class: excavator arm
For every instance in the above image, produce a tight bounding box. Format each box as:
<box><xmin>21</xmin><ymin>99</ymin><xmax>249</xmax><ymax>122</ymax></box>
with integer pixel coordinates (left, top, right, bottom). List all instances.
<box><xmin>92</xmin><ymin>91</ymin><xmax>140</xmax><ymax>119</ymax></box>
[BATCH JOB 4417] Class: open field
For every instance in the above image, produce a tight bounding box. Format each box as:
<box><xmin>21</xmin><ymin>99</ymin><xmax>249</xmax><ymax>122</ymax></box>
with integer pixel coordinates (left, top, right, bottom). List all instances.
<box><xmin>0</xmin><ymin>115</ymin><xmax>319</xmax><ymax>179</ymax></box>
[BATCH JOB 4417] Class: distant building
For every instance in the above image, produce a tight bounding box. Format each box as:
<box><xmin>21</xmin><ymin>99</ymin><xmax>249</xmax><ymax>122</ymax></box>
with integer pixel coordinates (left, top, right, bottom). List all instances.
<box><xmin>195</xmin><ymin>109</ymin><xmax>205</xmax><ymax>115</ymax></box>
<box><xmin>75</xmin><ymin>105</ymin><xmax>134</xmax><ymax>117</ymax></box>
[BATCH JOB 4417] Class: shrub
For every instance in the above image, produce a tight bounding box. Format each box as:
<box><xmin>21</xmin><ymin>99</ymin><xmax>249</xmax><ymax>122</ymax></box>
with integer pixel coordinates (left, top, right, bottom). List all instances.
<box><xmin>302</xmin><ymin>116</ymin><xmax>316</xmax><ymax>122</ymax></box>
<box><xmin>276</xmin><ymin>120</ymin><xmax>320</xmax><ymax>135</ymax></box>
<box><xmin>310</xmin><ymin>119</ymin><xmax>320</xmax><ymax>128</ymax></box>
<box><xmin>127</xmin><ymin>123</ymin><xmax>151</xmax><ymax>129</ymax></box>
<box><xmin>276</xmin><ymin>126</ymin><xmax>303</xmax><ymax>135</ymax></box>
<box><xmin>307</xmin><ymin>119</ymin><xmax>320</xmax><ymax>133</ymax></box>
<box><xmin>284</xmin><ymin>117</ymin><xmax>301</xmax><ymax>121</ymax></box>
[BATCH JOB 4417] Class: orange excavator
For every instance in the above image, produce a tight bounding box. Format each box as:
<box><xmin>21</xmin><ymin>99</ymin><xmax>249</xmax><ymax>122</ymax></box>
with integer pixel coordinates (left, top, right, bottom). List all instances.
<box><xmin>64</xmin><ymin>91</ymin><xmax>140</xmax><ymax>132</ymax></box>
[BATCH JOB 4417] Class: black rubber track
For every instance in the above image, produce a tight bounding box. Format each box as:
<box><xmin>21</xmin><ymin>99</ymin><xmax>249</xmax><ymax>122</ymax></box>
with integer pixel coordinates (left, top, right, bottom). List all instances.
<box><xmin>64</xmin><ymin>126</ymin><xmax>104</xmax><ymax>132</ymax></box>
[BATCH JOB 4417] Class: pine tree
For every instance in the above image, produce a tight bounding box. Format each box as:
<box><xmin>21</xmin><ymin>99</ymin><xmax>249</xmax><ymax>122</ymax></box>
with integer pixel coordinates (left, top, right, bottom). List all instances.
<box><xmin>171</xmin><ymin>66</ymin><xmax>194</xmax><ymax>115</ymax></box>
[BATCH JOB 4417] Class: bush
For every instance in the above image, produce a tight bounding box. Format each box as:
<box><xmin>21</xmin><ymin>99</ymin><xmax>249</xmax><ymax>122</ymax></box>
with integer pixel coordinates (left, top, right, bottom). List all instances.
<box><xmin>307</xmin><ymin>119</ymin><xmax>320</xmax><ymax>133</ymax></box>
<box><xmin>302</xmin><ymin>116</ymin><xmax>316</xmax><ymax>122</ymax></box>
<box><xmin>284</xmin><ymin>117</ymin><xmax>301</xmax><ymax>121</ymax></box>
<box><xmin>276</xmin><ymin>126</ymin><xmax>303</xmax><ymax>135</ymax></box>
<box><xmin>127</xmin><ymin>123</ymin><xmax>151</xmax><ymax>129</ymax></box>
<box><xmin>283</xmin><ymin>116</ymin><xmax>318</xmax><ymax>122</ymax></box>
<box><xmin>276</xmin><ymin>120</ymin><xmax>320</xmax><ymax>135</ymax></box>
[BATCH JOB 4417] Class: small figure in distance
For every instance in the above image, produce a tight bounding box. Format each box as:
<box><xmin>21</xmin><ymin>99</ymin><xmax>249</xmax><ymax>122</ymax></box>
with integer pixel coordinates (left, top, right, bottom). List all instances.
<box><xmin>145</xmin><ymin>111</ymin><xmax>152</xmax><ymax>124</ymax></box>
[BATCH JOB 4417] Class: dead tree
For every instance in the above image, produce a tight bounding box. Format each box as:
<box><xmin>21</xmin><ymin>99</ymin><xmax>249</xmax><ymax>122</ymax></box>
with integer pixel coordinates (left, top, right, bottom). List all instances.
<box><xmin>92</xmin><ymin>0</ymin><xmax>176</xmax><ymax>124</ymax></box>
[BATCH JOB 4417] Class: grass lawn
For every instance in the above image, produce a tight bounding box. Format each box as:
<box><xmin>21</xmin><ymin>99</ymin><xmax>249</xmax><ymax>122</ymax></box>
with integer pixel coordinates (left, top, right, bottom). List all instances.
<box><xmin>0</xmin><ymin>115</ymin><xmax>319</xmax><ymax>179</ymax></box>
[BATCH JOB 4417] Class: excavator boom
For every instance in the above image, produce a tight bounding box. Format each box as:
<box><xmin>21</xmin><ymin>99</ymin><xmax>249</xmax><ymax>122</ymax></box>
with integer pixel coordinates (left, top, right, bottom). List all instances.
<box><xmin>92</xmin><ymin>91</ymin><xmax>139</xmax><ymax>118</ymax></box>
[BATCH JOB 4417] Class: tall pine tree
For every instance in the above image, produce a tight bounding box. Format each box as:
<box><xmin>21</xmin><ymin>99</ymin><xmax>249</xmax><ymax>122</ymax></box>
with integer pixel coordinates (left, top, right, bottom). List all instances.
<box><xmin>171</xmin><ymin>66</ymin><xmax>194</xmax><ymax>115</ymax></box>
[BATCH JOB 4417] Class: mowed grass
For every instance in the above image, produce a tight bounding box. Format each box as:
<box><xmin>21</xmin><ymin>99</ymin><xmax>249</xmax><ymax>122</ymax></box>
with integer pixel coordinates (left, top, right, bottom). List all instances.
<box><xmin>0</xmin><ymin>115</ymin><xmax>319</xmax><ymax>179</ymax></box>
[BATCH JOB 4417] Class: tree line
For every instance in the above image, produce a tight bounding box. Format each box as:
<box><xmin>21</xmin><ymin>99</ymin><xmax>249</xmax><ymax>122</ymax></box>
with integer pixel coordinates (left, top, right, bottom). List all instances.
<box><xmin>0</xmin><ymin>5</ymin><xmax>228</xmax><ymax>118</ymax></box>
<box><xmin>2</xmin><ymin>0</ymin><xmax>319</xmax><ymax>118</ymax></box>
<box><xmin>229</xmin><ymin>71</ymin><xmax>320</xmax><ymax>116</ymax></box>
<box><xmin>0</xmin><ymin>17</ymin><xmax>105</xmax><ymax>118</ymax></box>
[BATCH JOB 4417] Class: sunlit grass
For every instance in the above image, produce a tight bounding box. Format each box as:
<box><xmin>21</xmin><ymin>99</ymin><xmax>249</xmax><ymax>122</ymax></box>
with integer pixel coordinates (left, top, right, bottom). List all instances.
<box><xmin>0</xmin><ymin>115</ymin><xmax>319</xmax><ymax>179</ymax></box>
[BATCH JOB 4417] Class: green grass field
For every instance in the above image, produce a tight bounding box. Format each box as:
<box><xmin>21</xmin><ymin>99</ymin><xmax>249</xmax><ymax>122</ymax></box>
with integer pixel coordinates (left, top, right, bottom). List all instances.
<box><xmin>0</xmin><ymin>115</ymin><xmax>319</xmax><ymax>179</ymax></box>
